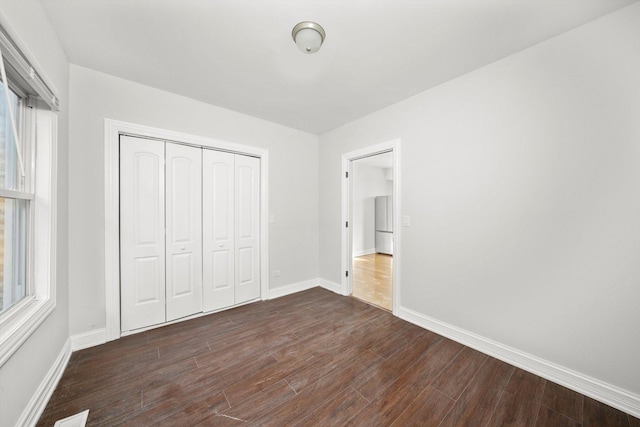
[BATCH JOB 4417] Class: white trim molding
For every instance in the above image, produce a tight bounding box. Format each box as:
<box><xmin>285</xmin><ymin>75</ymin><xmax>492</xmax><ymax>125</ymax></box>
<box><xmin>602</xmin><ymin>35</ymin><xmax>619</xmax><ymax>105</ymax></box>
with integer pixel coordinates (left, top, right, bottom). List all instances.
<box><xmin>398</xmin><ymin>305</ymin><xmax>640</xmax><ymax>418</ymax></box>
<box><xmin>353</xmin><ymin>248</ymin><xmax>376</xmax><ymax>257</ymax></box>
<box><xmin>318</xmin><ymin>279</ymin><xmax>341</xmax><ymax>295</ymax></box>
<box><xmin>268</xmin><ymin>279</ymin><xmax>319</xmax><ymax>300</ymax></box>
<box><xmin>71</xmin><ymin>328</ymin><xmax>107</xmax><ymax>352</ymax></box>
<box><xmin>0</xmin><ymin>102</ymin><xmax>58</xmax><ymax>366</ymax></box>
<box><xmin>16</xmin><ymin>338</ymin><xmax>71</xmax><ymax>427</ymax></box>
<box><xmin>104</xmin><ymin>119</ymin><xmax>269</xmax><ymax>342</ymax></box>
<box><xmin>341</xmin><ymin>139</ymin><xmax>401</xmax><ymax>314</ymax></box>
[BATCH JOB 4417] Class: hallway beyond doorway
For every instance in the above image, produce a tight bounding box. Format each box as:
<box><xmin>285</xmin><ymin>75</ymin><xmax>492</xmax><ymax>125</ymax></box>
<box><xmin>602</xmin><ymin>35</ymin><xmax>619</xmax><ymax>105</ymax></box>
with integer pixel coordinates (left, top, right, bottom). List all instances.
<box><xmin>352</xmin><ymin>253</ymin><xmax>392</xmax><ymax>311</ymax></box>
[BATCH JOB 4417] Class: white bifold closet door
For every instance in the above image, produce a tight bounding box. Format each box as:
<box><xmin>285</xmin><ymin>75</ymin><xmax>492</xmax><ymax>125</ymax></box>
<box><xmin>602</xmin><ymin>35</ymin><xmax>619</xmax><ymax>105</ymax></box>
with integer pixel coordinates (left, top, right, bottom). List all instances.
<box><xmin>203</xmin><ymin>150</ymin><xmax>260</xmax><ymax>311</ymax></box>
<box><xmin>121</xmin><ymin>137</ymin><xmax>203</xmax><ymax>331</ymax></box>
<box><xmin>165</xmin><ymin>142</ymin><xmax>203</xmax><ymax>321</ymax></box>
<box><xmin>120</xmin><ymin>136</ymin><xmax>166</xmax><ymax>331</ymax></box>
<box><xmin>121</xmin><ymin>135</ymin><xmax>259</xmax><ymax>332</ymax></box>
<box><xmin>234</xmin><ymin>154</ymin><xmax>261</xmax><ymax>304</ymax></box>
<box><xmin>202</xmin><ymin>150</ymin><xmax>235</xmax><ymax>311</ymax></box>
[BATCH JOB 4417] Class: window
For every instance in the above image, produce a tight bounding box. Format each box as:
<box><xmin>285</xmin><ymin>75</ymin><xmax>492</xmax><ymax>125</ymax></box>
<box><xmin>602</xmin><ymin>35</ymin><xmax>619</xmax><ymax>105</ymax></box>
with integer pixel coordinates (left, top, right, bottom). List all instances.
<box><xmin>0</xmin><ymin>81</ymin><xmax>31</xmax><ymax>317</ymax></box>
<box><xmin>0</xmin><ymin>24</ymin><xmax>59</xmax><ymax>365</ymax></box>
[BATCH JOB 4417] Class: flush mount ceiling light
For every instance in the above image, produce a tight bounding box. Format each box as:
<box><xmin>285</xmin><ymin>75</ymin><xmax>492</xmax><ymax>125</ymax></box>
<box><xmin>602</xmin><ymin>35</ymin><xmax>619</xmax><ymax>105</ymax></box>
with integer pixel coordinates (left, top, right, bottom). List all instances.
<box><xmin>292</xmin><ymin>21</ymin><xmax>326</xmax><ymax>54</ymax></box>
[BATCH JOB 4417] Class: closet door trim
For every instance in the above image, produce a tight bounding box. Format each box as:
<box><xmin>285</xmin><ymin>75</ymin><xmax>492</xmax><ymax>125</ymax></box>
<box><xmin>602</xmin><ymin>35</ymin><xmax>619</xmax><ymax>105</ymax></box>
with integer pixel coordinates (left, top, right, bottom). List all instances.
<box><xmin>105</xmin><ymin>119</ymin><xmax>268</xmax><ymax>341</ymax></box>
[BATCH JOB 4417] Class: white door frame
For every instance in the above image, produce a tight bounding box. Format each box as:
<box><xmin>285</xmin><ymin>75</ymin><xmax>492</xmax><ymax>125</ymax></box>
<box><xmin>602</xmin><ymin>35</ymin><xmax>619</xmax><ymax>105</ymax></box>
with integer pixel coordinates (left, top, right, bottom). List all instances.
<box><xmin>342</xmin><ymin>139</ymin><xmax>401</xmax><ymax>315</ymax></box>
<box><xmin>104</xmin><ymin>119</ymin><xmax>269</xmax><ymax>342</ymax></box>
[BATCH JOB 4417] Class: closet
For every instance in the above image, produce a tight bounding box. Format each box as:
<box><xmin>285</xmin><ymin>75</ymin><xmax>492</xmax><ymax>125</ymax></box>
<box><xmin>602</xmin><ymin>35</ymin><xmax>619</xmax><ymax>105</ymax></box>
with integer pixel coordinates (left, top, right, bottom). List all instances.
<box><xmin>119</xmin><ymin>135</ymin><xmax>260</xmax><ymax>332</ymax></box>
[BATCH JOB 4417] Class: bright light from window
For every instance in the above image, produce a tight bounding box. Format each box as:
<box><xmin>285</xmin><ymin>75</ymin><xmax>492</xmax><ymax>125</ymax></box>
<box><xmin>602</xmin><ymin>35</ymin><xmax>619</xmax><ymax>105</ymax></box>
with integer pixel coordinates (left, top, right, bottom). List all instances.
<box><xmin>0</xmin><ymin>82</ymin><xmax>28</xmax><ymax>316</ymax></box>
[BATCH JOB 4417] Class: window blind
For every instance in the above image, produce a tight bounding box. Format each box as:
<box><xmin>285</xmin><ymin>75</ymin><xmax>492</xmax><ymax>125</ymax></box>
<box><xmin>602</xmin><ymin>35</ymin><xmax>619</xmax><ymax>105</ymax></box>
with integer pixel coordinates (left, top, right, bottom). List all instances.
<box><xmin>0</xmin><ymin>24</ymin><xmax>59</xmax><ymax>112</ymax></box>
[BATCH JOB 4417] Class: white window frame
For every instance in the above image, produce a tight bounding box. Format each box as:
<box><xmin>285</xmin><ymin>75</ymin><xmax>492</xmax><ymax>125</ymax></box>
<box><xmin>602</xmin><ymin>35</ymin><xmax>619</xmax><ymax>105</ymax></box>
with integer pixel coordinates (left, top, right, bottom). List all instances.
<box><xmin>0</xmin><ymin>23</ymin><xmax>59</xmax><ymax>366</ymax></box>
<box><xmin>0</xmin><ymin>98</ymin><xmax>57</xmax><ymax>366</ymax></box>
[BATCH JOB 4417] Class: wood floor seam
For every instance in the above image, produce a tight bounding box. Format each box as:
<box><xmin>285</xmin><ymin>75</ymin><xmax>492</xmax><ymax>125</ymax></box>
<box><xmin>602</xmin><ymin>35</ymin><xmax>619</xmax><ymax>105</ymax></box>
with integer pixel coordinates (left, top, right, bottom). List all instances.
<box><xmin>532</xmin><ymin>379</ymin><xmax>548</xmax><ymax>426</ymax></box>
<box><xmin>437</xmin><ymin>397</ymin><xmax>457</xmax><ymax>427</ymax></box>
<box><xmin>222</xmin><ymin>390</ymin><xmax>231</xmax><ymax>410</ymax></box>
<box><xmin>284</xmin><ymin>379</ymin><xmax>298</xmax><ymax>395</ymax></box>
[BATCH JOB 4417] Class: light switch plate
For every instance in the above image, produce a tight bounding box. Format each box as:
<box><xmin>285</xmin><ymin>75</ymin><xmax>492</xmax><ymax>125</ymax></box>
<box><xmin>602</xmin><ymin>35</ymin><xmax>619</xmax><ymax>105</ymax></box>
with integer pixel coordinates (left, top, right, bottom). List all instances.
<box><xmin>402</xmin><ymin>215</ymin><xmax>411</xmax><ymax>227</ymax></box>
<box><xmin>269</xmin><ymin>215</ymin><xmax>275</xmax><ymax>224</ymax></box>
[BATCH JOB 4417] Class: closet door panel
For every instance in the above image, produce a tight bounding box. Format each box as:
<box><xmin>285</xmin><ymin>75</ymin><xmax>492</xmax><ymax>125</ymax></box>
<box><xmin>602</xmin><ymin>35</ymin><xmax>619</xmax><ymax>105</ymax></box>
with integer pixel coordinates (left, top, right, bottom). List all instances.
<box><xmin>203</xmin><ymin>150</ymin><xmax>235</xmax><ymax>311</ymax></box>
<box><xmin>235</xmin><ymin>155</ymin><xmax>260</xmax><ymax>304</ymax></box>
<box><xmin>120</xmin><ymin>136</ymin><xmax>166</xmax><ymax>331</ymax></box>
<box><xmin>165</xmin><ymin>143</ymin><xmax>203</xmax><ymax>321</ymax></box>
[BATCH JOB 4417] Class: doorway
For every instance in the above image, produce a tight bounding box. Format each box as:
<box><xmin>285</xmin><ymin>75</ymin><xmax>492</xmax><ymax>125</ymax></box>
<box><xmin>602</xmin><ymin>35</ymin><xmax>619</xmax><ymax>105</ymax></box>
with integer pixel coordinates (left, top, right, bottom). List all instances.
<box><xmin>351</xmin><ymin>153</ymin><xmax>394</xmax><ymax>311</ymax></box>
<box><xmin>341</xmin><ymin>139</ymin><xmax>401</xmax><ymax>315</ymax></box>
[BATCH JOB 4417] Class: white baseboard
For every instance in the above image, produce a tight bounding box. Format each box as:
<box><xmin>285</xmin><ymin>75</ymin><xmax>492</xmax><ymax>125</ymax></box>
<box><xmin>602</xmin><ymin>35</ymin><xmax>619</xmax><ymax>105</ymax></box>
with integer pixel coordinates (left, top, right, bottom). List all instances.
<box><xmin>353</xmin><ymin>248</ymin><xmax>376</xmax><ymax>257</ymax></box>
<box><xmin>17</xmin><ymin>338</ymin><xmax>72</xmax><ymax>427</ymax></box>
<box><xmin>71</xmin><ymin>328</ymin><xmax>106</xmax><ymax>351</ymax></box>
<box><xmin>397</xmin><ymin>306</ymin><xmax>640</xmax><ymax>418</ymax></box>
<box><xmin>318</xmin><ymin>278</ymin><xmax>342</xmax><ymax>295</ymax></box>
<box><xmin>268</xmin><ymin>279</ymin><xmax>319</xmax><ymax>299</ymax></box>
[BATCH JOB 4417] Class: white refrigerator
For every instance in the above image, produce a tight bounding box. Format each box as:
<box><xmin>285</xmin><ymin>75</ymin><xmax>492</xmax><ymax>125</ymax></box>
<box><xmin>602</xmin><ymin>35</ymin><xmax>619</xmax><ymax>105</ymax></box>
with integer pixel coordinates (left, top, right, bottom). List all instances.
<box><xmin>375</xmin><ymin>195</ymin><xmax>393</xmax><ymax>255</ymax></box>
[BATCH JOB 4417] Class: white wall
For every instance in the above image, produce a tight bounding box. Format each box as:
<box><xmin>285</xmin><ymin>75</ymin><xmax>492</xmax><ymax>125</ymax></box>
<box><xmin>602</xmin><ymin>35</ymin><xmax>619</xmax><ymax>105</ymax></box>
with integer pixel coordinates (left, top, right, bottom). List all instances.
<box><xmin>68</xmin><ymin>65</ymin><xmax>319</xmax><ymax>336</ymax></box>
<box><xmin>319</xmin><ymin>3</ymin><xmax>640</xmax><ymax>396</ymax></box>
<box><xmin>0</xmin><ymin>1</ymin><xmax>69</xmax><ymax>426</ymax></box>
<box><xmin>352</xmin><ymin>162</ymin><xmax>389</xmax><ymax>256</ymax></box>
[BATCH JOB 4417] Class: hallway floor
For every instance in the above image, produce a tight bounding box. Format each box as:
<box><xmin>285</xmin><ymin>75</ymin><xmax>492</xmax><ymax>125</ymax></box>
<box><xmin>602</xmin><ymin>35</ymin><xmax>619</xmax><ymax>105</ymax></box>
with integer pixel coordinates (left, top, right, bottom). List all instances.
<box><xmin>352</xmin><ymin>253</ymin><xmax>392</xmax><ymax>311</ymax></box>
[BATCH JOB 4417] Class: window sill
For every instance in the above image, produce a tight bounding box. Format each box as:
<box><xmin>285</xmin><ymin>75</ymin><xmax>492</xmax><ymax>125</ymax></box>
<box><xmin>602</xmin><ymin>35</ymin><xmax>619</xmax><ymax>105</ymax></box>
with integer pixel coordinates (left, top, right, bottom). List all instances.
<box><xmin>0</xmin><ymin>296</ymin><xmax>55</xmax><ymax>367</ymax></box>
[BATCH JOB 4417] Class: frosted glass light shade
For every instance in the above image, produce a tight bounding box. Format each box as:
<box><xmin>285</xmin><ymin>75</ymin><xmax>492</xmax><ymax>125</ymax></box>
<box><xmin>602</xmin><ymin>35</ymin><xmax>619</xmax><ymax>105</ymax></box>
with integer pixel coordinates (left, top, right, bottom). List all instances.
<box><xmin>292</xmin><ymin>22</ymin><xmax>325</xmax><ymax>54</ymax></box>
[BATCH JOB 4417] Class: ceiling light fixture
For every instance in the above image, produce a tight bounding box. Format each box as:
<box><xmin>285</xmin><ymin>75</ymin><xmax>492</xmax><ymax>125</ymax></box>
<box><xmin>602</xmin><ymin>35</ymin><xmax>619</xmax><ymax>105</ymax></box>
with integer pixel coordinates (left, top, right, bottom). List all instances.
<box><xmin>292</xmin><ymin>21</ymin><xmax>326</xmax><ymax>54</ymax></box>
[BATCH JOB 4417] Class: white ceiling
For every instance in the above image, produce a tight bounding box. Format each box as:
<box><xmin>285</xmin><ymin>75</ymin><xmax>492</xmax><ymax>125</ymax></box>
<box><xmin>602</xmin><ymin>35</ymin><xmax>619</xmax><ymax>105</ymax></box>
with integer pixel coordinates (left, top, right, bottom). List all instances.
<box><xmin>39</xmin><ymin>0</ymin><xmax>638</xmax><ymax>135</ymax></box>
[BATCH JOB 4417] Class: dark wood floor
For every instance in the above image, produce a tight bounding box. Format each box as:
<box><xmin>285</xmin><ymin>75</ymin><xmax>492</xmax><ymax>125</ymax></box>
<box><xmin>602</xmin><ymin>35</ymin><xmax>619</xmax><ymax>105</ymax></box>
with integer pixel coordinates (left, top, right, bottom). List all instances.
<box><xmin>38</xmin><ymin>288</ymin><xmax>637</xmax><ymax>426</ymax></box>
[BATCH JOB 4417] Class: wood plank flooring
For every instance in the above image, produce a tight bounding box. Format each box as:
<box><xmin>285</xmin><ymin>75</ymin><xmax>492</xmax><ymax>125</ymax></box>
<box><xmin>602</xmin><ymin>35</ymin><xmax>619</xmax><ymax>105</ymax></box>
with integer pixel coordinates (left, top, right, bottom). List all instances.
<box><xmin>37</xmin><ymin>288</ymin><xmax>638</xmax><ymax>426</ymax></box>
<box><xmin>352</xmin><ymin>253</ymin><xmax>392</xmax><ymax>311</ymax></box>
